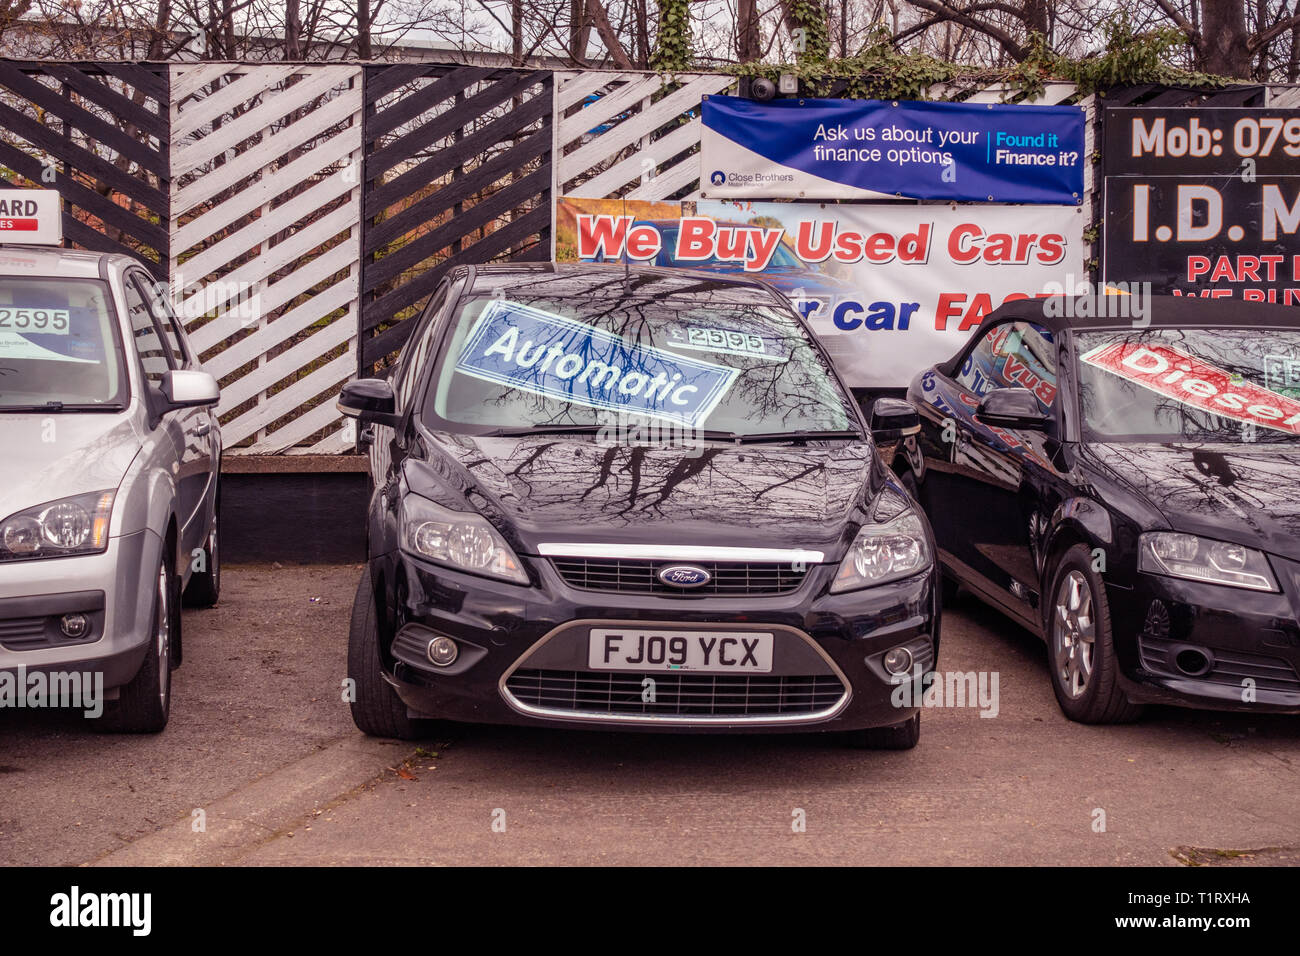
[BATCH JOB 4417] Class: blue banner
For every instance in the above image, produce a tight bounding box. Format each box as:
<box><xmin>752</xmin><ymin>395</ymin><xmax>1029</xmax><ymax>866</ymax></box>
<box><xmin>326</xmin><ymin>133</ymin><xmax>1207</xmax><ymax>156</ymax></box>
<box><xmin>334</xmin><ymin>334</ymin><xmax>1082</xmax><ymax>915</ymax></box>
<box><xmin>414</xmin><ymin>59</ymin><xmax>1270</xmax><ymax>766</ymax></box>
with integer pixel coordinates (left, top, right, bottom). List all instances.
<box><xmin>700</xmin><ymin>95</ymin><xmax>1085</xmax><ymax>205</ymax></box>
<box><xmin>454</xmin><ymin>301</ymin><xmax>739</xmax><ymax>428</ymax></box>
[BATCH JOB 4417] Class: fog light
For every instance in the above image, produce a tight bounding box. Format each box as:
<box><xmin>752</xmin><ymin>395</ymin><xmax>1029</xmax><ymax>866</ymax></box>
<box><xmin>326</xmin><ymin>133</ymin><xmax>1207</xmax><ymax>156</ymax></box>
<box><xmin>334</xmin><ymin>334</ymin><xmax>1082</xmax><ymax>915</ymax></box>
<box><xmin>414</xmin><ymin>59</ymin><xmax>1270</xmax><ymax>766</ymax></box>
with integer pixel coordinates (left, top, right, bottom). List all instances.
<box><xmin>427</xmin><ymin>636</ymin><xmax>458</xmax><ymax>667</ymax></box>
<box><xmin>882</xmin><ymin>645</ymin><xmax>913</xmax><ymax>676</ymax></box>
<box><xmin>60</xmin><ymin>613</ymin><xmax>89</xmax><ymax>639</ymax></box>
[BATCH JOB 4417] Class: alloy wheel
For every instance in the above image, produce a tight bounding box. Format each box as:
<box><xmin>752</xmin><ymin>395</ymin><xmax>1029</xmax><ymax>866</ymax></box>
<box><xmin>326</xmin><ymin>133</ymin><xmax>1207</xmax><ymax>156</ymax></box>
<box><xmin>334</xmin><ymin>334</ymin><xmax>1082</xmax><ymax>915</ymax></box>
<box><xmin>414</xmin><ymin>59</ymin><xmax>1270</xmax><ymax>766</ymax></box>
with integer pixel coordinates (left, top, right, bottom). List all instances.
<box><xmin>1053</xmin><ymin>570</ymin><xmax>1095</xmax><ymax>699</ymax></box>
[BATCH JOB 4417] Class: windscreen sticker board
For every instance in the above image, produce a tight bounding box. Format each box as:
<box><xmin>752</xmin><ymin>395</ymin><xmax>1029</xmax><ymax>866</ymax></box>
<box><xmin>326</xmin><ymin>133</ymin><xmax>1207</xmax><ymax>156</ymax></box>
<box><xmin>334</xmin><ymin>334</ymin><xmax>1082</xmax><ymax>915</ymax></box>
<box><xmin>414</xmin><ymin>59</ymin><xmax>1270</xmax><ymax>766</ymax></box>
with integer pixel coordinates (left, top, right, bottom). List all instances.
<box><xmin>556</xmin><ymin>196</ymin><xmax>1084</xmax><ymax>388</ymax></box>
<box><xmin>0</xmin><ymin>331</ymin><xmax>96</xmax><ymax>363</ymax></box>
<box><xmin>700</xmin><ymin>96</ymin><xmax>1085</xmax><ymax>204</ymax></box>
<box><xmin>454</xmin><ymin>300</ymin><xmax>738</xmax><ymax>428</ymax></box>
<box><xmin>1081</xmin><ymin>340</ymin><xmax>1300</xmax><ymax>435</ymax></box>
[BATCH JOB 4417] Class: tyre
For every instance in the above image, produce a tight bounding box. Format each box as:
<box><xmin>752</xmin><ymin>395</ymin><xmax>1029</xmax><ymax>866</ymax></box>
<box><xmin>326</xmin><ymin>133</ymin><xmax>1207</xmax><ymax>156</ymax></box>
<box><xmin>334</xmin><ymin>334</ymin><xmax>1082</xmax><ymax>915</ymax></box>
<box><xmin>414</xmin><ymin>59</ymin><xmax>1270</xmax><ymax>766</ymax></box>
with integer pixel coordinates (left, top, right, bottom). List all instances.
<box><xmin>100</xmin><ymin>550</ymin><xmax>175</xmax><ymax>733</ymax></box>
<box><xmin>182</xmin><ymin>503</ymin><xmax>220</xmax><ymax>609</ymax></box>
<box><xmin>347</xmin><ymin>570</ymin><xmax>439</xmax><ymax>740</ymax></box>
<box><xmin>841</xmin><ymin>712</ymin><xmax>921</xmax><ymax>750</ymax></box>
<box><xmin>1046</xmin><ymin>544</ymin><xmax>1144</xmax><ymax>724</ymax></box>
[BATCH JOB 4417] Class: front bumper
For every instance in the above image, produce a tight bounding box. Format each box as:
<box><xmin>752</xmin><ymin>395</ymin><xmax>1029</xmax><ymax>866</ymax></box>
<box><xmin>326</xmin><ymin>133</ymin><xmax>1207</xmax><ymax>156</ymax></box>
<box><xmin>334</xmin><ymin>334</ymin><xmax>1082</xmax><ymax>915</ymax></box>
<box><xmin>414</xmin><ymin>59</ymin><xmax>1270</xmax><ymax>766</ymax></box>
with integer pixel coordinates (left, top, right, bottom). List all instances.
<box><xmin>1107</xmin><ymin>562</ymin><xmax>1300</xmax><ymax>713</ymax></box>
<box><xmin>376</xmin><ymin>550</ymin><xmax>940</xmax><ymax>734</ymax></box>
<box><xmin>0</xmin><ymin>530</ymin><xmax>163</xmax><ymax>691</ymax></box>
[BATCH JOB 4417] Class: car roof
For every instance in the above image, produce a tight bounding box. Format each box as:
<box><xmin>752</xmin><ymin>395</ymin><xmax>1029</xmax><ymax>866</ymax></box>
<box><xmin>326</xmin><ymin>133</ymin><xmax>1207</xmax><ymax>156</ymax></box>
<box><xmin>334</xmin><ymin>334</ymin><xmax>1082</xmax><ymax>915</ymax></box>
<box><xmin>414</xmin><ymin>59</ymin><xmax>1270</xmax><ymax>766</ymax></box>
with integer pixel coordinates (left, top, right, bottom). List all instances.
<box><xmin>0</xmin><ymin>244</ymin><xmax>133</xmax><ymax>279</ymax></box>
<box><xmin>464</xmin><ymin>262</ymin><xmax>788</xmax><ymax>305</ymax></box>
<box><xmin>978</xmin><ymin>294</ymin><xmax>1300</xmax><ymax>336</ymax></box>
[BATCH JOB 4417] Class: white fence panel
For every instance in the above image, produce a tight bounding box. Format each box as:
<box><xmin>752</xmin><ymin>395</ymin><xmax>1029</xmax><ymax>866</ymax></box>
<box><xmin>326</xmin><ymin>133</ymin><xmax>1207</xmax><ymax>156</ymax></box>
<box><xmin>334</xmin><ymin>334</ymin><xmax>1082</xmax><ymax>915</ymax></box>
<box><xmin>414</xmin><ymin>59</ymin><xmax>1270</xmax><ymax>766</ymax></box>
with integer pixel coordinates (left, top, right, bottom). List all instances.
<box><xmin>168</xmin><ymin>63</ymin><xmax>363</xmax><ymax>455</ymax></box>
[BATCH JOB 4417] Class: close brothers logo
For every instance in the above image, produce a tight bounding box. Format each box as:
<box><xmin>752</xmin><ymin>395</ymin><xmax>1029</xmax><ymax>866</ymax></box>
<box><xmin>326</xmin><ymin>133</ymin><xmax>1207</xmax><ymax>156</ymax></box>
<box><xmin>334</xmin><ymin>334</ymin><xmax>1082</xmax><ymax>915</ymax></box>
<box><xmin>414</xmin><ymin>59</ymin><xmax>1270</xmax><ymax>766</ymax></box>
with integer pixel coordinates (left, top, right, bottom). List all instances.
<box><xmin>709</xmin><ymin>169</ymin><xmax>725</xmax><ymax>186</ymax></box>
<box><xmin>0</xmin><ymin>666</ymin><xmax>103</xmax><ymax>718</ymax></box>
<box><xmin>49</xmin><ymin>886</ymin><xmax>151</xmax><ymax>936</ymax></box>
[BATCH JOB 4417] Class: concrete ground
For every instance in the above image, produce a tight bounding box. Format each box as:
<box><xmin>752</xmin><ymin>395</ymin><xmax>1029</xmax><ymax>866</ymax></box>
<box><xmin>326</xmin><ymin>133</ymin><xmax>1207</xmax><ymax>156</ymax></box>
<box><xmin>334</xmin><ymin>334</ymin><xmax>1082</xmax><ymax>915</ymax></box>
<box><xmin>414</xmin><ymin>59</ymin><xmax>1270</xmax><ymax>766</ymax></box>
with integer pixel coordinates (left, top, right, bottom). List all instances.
<box><xmin>2</xmin><ymin>564</ymin><xmax>1298</xmax><ymax>866</ymax></box>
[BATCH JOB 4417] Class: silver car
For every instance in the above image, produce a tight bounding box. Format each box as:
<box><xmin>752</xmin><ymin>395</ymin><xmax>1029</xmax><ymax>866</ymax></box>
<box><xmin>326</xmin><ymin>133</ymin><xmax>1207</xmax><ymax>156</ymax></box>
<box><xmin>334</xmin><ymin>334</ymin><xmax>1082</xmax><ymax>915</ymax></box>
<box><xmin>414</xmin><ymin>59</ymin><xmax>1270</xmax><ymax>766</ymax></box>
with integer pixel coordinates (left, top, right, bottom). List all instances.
<box><xmin>0</xmin><ymin>247</ymin><xmax>221</xmax><ymax>732</ymax></box>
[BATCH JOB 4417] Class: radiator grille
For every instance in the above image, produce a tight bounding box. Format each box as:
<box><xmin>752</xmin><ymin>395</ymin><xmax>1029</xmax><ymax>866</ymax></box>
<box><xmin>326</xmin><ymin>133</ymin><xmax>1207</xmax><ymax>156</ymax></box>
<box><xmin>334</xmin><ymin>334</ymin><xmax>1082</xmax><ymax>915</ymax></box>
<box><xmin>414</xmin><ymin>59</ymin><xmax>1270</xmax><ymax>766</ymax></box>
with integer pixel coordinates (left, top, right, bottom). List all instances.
<box><xmin>505</xmin><ymin>668</ymin><xmax>846</xmax><ymax>718</ymax></box>
<box><xmin>551</xmin><ymin>558</ymin><xmax>808</xmax><ymax>596</ymax></box>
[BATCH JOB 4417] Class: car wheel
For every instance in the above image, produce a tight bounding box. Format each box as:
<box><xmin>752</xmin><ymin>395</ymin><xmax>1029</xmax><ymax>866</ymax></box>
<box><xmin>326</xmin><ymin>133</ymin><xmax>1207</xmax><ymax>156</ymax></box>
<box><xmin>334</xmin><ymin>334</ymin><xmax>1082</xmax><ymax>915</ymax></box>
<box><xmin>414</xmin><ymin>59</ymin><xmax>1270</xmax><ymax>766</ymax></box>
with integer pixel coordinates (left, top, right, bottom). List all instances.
<box><xmin>1046</xmin><ymin>544</ymin><xmax>1143</xmax><ymax>724</ymax></box>
<box><xmin>347</xmin><ymin>570</ymin><xmax>441</xmax><ymax>740</ymax></box>
<box><xmin>100</xmin><ymin>551</ymin><xmax>175</xmax><ymax>733</ymax></box>
<box><xmin>182</xmin><ymin>505</ymin><xmax>221</xmax><ymax>609</ymax></box>
<box><xmin>841</xmin><ymin>712</ymin><xmax>920</xmax><ymax>750</ymax></box>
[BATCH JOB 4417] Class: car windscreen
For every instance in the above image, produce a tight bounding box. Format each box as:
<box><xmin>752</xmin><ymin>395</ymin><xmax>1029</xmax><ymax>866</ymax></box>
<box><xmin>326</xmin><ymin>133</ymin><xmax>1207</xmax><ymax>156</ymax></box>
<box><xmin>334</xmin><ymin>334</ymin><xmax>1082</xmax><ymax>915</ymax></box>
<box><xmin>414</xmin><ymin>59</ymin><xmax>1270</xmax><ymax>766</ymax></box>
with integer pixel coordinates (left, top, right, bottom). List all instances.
<box><xmin>0</xmin><ymin>277</ymin><xmax>125</xmax><ymax>410</ymax></box>
<box><xmin>1076</xmin><ymin>328</ymin><xmax>1300</xmax><ymax>443</ymax></box>
<box><xmin>423</xmin><ymin>293</ymin><xmax>856</xmax><ymax>437</ymax></box>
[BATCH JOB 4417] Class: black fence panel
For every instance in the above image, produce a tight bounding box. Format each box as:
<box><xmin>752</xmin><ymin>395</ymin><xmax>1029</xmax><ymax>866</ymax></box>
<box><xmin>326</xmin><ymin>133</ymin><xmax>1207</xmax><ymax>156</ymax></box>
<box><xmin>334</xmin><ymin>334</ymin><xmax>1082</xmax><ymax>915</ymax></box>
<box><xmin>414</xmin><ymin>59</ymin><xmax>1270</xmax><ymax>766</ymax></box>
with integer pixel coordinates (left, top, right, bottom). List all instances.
<box><xmin>0</xmin><ymin>60</ymin><xmax>169</xmax><ymax>275</ymax></box>
<box><xmin>359</xmin><ymin>64</ymin><xmax>553</xmax><ymax>372</ymax></box>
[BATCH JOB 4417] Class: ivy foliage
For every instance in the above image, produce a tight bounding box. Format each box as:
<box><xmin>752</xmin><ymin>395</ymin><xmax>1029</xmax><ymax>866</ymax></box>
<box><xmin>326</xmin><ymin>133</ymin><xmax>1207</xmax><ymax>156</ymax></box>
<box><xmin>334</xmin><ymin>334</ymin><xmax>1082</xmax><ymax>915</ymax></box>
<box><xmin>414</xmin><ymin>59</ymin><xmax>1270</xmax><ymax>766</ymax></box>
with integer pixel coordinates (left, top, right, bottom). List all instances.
<box><xmin>649</xmin><ymin>0</ymin><xmax>693</xmax><ymax>74</ymax></box>
<box><xmin>718</xmin><ymin>16</ymin><xmax>1231</xmax><ymax>102</ymax></box>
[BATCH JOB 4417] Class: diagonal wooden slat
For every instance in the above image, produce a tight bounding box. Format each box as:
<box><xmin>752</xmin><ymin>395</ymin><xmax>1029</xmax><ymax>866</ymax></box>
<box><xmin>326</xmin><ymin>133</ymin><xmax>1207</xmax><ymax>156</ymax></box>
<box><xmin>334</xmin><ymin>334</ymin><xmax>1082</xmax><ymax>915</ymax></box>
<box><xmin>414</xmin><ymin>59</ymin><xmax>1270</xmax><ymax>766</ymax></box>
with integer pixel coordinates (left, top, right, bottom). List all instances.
<box><xmin>568</xmin><ymin>115</ymin><xmax>703</xmax><ymax>199</ymax></box>
<box><xmin>364</xmin><ymin>166</ymin><xmax>548</xmax><ymax>292</ymax></box>
<box><xmin>555</xmin><ymin>71</ymin><xmax>732</xmax><ymax>202</ymax></box>
<box><xmin>556</xmin><ymin>73</ymin><xmax>661</xmax><ymax>143</ymax></box>
<box><xmin>171</xmin><ymin>68</ymin><xmax>351</xmax><ymax>176</ymax></box>
<box><xmin>366</xmin><ymin>66</ymin><xmax>496</xmax><ymax>141</ymax></box>
<box><xmin>171</xmin><ymin>65</ymin><xmax>302</xmax><ymax>140</ymax></box>
<box><xmin>42</xmin><ymin>63</ymin><xmax>162</xmax><ymax>135</ymax></box>
<box><xmin>0</xmin><ymin>62</ymin><xmax>168</xmax><ymax>178</ymax></box>
<box><xmin>367</xmin><ymin>69</ymin><xmax>547</xmax><ymax>176</ymax></box>
<box><xmin>557</xmin><ymin>70</ymin><xmax>635</xmax><ymax>111</ymax></box>
<box><xmin>362</xmin><ymin>206</ymin><xmax>550</xmax><ymax>362</ymax></box>
<box><xmin>365</xmin><ymin>121</ymin><xmax>551</xmax><ymax>250</ymax></box>
<box><xmin>221</xmin><ymin>349</ymin><xmax>355</xmax><ymax>448</ymax></box>
<box><xmin>173</xmin><ymin>81</ymin><xmax>362</xmax><ymax>217</ymax></box>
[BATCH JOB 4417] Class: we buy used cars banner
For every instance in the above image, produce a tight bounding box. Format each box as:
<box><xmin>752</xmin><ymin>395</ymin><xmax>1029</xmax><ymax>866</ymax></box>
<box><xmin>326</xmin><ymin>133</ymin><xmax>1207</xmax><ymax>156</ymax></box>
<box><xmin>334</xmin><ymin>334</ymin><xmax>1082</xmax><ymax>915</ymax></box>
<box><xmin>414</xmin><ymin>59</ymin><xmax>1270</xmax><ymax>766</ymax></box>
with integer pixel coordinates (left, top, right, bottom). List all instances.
<box><xmin>556</xmin><ymin>196</ymin><xmax>1085</xmax><ymax>388</ymax></box>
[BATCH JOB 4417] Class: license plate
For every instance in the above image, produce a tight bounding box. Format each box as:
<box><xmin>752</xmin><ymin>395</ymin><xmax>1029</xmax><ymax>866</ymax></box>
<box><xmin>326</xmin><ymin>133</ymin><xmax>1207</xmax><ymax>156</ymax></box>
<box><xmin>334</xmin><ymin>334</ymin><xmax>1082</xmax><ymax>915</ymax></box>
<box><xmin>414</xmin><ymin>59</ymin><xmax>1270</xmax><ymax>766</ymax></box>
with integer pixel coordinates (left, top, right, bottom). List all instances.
<box><xmin>588</xmin><ymin>628</ymin><xmax>774</xmax><ymax>673</ymax></box>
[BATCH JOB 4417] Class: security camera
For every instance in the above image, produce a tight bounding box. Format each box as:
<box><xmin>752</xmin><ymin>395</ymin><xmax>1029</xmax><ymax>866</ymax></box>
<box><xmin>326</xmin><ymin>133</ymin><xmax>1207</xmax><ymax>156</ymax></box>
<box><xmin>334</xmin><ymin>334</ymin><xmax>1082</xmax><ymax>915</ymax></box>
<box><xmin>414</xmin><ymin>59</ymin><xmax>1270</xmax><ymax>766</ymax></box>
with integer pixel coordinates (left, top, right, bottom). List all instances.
<box><xmin>749</xmin><ymin>77</ymin><xmax>777</xmax><ymax>101</ymax></box>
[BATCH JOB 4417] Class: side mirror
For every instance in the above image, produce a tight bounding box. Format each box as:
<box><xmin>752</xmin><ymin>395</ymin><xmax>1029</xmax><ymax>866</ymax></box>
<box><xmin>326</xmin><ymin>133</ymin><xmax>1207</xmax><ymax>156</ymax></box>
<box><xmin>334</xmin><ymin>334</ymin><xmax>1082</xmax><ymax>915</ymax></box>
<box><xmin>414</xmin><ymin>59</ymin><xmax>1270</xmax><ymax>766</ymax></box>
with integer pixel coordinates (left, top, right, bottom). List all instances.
<box><xmin>975</xmin><ymin>387</ymin><xmax>1050</xmax><ymax>431</ymax></box>
<box><xmin>870</xmin><ymin>397</ymin><xmax>921</xmax><ymax>442</ymax></box>
<box><xmin>161</xmin><ymin>369</ymin><xmax>219</xmax><ymax>408</ymax></box>
<box><xmin>338</xmin><ymin>378</ymin><xmax>400</xmax><ymax>427</ymax></box>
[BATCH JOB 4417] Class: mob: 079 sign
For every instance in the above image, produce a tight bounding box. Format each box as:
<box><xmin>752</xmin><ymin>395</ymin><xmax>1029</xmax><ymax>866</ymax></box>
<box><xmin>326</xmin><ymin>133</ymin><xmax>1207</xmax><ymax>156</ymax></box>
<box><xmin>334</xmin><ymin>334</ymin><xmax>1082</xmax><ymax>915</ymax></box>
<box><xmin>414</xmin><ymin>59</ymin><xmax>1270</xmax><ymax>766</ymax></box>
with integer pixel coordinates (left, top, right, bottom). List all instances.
<box><xmin>1103</xmin><ymin>106</ymin><xmax>1300</xmax><ymax>302</ymax></box>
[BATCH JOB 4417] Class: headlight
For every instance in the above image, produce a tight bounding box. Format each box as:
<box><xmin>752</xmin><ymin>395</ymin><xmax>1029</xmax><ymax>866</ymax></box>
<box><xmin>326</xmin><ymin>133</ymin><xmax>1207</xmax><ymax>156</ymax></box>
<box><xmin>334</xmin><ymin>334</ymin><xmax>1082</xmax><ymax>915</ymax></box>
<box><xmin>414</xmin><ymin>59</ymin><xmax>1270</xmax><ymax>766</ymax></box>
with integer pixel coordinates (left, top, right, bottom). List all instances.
<box><xmin>0</xmin><ymin>491</ymin><xmax>115</xmax><ymax>561</ymax></box>
<box><xmin>831</xmin><ymin>488</ymin><xmax>932</xmax><ymax>592</ymax></box>
<box><xmin>400</xmin><ymin>494</ymin><xmax>529</xmax><ymax>584</ymax></box>
<box><xmin>1139</xmin><ymin>532</ymin><xmax>1278</xmax><ymax>592</ymax></box>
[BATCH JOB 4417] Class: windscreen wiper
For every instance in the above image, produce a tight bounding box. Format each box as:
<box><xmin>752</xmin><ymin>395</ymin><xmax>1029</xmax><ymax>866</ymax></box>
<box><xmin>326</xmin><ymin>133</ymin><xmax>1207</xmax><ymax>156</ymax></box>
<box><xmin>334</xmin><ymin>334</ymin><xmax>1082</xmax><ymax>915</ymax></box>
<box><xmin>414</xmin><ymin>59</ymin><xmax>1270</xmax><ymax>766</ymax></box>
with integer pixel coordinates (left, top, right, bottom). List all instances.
<box><xmin>732</xmin><ymin>429</ymin><xmax>865</xmax><ymax>444</ymax></box>
<box><xmin>0</xmin><ymin>401</ymin><xmax>121</xmax><ymax>413</ymax></box>
<box><xmin>479</xmin><ymin>424</ymin><xmax>607</xmax><ymax>437</ymax></box>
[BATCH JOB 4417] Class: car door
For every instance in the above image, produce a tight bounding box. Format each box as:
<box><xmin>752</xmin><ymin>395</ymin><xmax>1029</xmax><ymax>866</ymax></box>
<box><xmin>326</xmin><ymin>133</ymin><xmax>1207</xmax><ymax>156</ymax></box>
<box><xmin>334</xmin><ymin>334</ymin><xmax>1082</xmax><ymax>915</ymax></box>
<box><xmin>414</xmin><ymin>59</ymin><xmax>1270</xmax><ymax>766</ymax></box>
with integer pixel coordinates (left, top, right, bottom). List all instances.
<box><xmin>122</xmin><ymin>272</ymin><xmax>201</xmax><ymax>558</ymax></box>
<box><xmin>137</xmin><ymin>271</ymin><xmax>217</xmax><ymax>557</ymax></box>
<box><xmin>915</xmin><ymin>320</ymin><xmax>1062</xmax><ymax>625</ymax></box>
<box><xmin>369</xmin><ymin>279</ymin><xmax>453</xmax><ymax>485</ymax></box>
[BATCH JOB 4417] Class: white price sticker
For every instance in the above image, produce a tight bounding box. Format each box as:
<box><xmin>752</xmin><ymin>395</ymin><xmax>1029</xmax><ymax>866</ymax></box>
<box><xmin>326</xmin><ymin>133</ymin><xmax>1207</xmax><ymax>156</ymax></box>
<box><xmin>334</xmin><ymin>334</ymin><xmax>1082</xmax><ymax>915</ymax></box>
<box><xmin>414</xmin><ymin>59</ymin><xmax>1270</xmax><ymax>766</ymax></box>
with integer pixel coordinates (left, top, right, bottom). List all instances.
<box><xmin>0</xmin><ymin>307</ymin><xmax>71</xmax><ymax>334</ymax></box>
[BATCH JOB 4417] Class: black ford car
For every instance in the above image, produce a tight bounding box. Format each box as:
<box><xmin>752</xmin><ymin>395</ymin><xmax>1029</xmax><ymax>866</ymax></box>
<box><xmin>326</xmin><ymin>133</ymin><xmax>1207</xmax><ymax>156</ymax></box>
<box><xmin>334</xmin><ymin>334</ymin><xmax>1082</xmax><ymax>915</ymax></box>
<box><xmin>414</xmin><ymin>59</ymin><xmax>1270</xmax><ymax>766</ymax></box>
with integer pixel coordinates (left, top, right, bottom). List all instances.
<box><xmin>338</xmin><ymin>264</ymin><xmax>939</xmax><ymax>748</ymax></box>
<box><xmin>892</xmin><ymin>295</ymin><xmax>1300</xmax><ymax>722</ymax></box>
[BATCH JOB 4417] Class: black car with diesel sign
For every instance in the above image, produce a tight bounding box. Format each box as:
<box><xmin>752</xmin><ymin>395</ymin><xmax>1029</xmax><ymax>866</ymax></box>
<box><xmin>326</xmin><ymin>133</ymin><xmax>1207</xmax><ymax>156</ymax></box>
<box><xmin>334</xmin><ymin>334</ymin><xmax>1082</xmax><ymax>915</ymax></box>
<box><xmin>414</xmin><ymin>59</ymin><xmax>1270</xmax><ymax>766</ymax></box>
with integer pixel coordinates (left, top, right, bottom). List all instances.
<box><xmin>338</xmin><ymin>263</ymin><xmax>939</xmax><ymax>748</ymax></box>
<box><xmin>891</xmin><ymin>294</ymin><xmax>1300</xmax><ymax>722</ymax></box>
